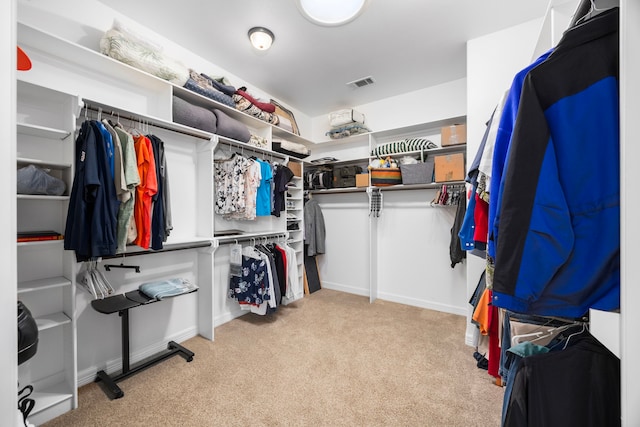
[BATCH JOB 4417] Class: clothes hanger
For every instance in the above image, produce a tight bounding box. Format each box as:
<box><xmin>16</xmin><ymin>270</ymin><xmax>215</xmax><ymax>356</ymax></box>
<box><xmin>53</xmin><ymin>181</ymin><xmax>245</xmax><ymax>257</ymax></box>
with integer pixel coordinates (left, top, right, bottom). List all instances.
<box><xmin>574</xmin><ymin>0</ymin><xmax>606</xmax><ymax>26</ymax></box>
<box><xmin>511</xmin><ymin>323</ymin><xmax>576</xmax><ymax>346</ymax></box>
<box><xmin>561</xmin><ymin>322</ymin><xmax>588</xmax><ymax>350</ymax></box>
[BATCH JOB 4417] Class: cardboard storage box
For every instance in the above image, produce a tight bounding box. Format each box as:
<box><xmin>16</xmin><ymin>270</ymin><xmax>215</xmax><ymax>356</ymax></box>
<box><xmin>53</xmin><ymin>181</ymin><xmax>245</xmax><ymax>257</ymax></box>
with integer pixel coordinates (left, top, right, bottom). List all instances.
<box><xmin>356</xmin><ymin>173</ymin><xmax>369</xmax><ymax>187</ymax></box>
<box><xmin>434</xmin><ymin>153</ymin><xmax>465</xmax><ymax>182</ymax></box>
<box><xmin>288</xmin><ymin>161</ymin><xmax>302</xmax><ymax>177</ymax></box>
<box><xmin>441</xmin><ymin>124</ymin><xmax>467</xmax><ymax>146</ymax></box>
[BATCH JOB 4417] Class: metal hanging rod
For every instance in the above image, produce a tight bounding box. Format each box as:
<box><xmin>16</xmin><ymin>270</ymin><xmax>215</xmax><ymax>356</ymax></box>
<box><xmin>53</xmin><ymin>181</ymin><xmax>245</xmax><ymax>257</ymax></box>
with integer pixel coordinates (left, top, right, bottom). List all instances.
<box><xmin>215</xmin><ymin>231</ymin><xmax>288</xmax><ymax>246</ymax></box>
<box><xmin>82</xmin><ymin>99</ymin><xmax>213</xmax><ymax>140</ymax></box>
<box><xmin>216</xmin><ymin>138</ymin><xmax>288</xmax><ymax>162</ymax></box>
<box><xmin>99</xmin><ymin>241</ymin><xmax>213</xmax><ymax>261</ymax></box>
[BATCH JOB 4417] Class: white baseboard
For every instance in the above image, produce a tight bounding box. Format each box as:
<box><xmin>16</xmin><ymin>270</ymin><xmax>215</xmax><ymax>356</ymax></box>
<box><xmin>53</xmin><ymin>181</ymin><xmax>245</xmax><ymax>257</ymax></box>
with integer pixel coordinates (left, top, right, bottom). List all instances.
<box><xmin>214</xmin><ymin>308</ymin><xmax>248</xmax><ymax>328</ymax></box>
<box><xmin>77</xmin><ymin>326</ymin><xmax>198</xmax><ymax>387</ymax></box>
<box><xmin>376</xmin><ymin>291</ymin><xmax>467</xmax><ymax>316</ymax></box>
<box><xmin>321</xmin><ymin>282</ymin><xmax>466</xmax><ymax>316</ymax></box>
<box><xmin>320</xmin><ymin>281</ymin><xmax>370</xmax><ymax>297</ymax></box>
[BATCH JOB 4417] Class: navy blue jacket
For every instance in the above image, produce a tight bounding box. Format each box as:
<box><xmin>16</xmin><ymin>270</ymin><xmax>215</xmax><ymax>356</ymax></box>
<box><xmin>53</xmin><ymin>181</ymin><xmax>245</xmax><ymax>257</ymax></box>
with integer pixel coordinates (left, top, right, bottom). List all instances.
<box><xmin>64</xmin><ymin>120</ymin><xmax>120</xmax><ymax>260</ymax></box>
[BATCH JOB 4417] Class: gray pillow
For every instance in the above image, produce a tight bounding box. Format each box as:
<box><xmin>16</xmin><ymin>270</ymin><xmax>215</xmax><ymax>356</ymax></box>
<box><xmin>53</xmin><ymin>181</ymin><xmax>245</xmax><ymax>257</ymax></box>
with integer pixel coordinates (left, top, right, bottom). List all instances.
<box><xmin>211</xmin><ymin>108</ymin><xmax>251</xmax><ymax>143</ymax></box>
<box><xmin>172</xmin><ymin>96</ymin><xmax>217</xmax><ymax>133</ymax></box>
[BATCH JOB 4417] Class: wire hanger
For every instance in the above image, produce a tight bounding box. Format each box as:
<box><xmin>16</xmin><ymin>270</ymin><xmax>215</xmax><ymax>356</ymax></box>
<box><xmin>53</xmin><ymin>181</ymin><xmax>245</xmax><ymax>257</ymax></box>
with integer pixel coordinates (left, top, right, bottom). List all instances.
<box><xmin>574</xmin><ymin>0</ymin><xmax>606</xmax><ymax>26</ymax></box>
<box><xmin>562</xmin><ymin>322</ymin><xmax>588</xmax><ymax>350</ymax></box>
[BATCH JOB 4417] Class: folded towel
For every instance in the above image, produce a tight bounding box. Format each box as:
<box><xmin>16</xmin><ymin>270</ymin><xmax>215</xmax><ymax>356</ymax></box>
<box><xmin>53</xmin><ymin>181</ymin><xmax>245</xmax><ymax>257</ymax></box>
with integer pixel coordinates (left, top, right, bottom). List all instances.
<box><xmin>139</xmin><ymin>278</ymin><xmax>198</xmax><ymax>300</ymax></box>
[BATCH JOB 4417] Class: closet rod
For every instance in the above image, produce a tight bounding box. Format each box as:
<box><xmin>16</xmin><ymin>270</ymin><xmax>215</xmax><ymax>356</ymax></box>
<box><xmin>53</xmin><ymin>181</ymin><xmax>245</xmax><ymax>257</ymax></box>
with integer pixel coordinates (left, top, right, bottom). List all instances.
<box><xmin>215</xmin><ymin>231</ymin><xmax>287</xmax><ymax>246</ymax></box>
<box><xmin>216</xmin><ymin>138</ymin><xmax>288</xmax><ymax>162</ymax></box>
<box><xmin>82</xmin><ymin>98</ymin><xmax>213</xmax><ymax>141</ymax></box>
<box><xmin>99</xmin><ymin>241</ymin><xmax>213</xmax><ymax>261</ymax></box>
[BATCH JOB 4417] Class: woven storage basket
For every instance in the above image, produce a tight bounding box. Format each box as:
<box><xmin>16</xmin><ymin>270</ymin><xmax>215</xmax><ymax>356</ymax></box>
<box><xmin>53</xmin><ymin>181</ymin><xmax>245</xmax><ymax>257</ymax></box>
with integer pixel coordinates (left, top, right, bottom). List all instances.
<box><xmin>400</xmin><ymin>159</ymin><xmax>434</xmax><ymax>185</ymax></box>
<box><xmin>370</xmin><ymin>168</ymin><xmax>402</xmax><ymax>187</ymax></box>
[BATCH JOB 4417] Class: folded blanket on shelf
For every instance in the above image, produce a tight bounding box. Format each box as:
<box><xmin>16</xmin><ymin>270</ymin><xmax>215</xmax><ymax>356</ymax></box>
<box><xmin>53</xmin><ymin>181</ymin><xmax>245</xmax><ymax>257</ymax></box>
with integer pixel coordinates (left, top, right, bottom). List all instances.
<box><xmin>172</xmin><ymin>96</ymin><xmax>217</xmax><ymax>133</ymax></box>
<box><xmin>326</xmin><ymin>123</ymin><xmax>371</xmax><ymax>139</ymax></box>
<box><xmin>212</xmin><ymin>108</ymin><xmax>251</xmax><ymax>142</ymax></box>
<box><xmin>235</xmin><ymin>89</ymin><xmax>276</xmax><ymax>113</ymax></box>
<box><xmin>100</xmin><ymin>26</ymin><xmax>189</xmax><ymax>86</ymax></box>
<box><xmin>201</xmin><ymin>73</ymin><xmax>236</xmax><ymax>96</ymax></box>
<box><xmin>184</xmin><ymin>70</ymin><xmax>236</xmax><ymax>108</ymax></box>
<box><xmin>272</xmin><ymin>138</ymin><xmax>310</xmax><ymax>158</ymax></box>
<box><xmin>233</xmin><ymin>94</ymin><xmax>279</xmax><ymax>125</ymax></box>
<box><xmin>139</xmin><ymin>278</ymin><xmax>198</xmax><ymax>300</ymax></box>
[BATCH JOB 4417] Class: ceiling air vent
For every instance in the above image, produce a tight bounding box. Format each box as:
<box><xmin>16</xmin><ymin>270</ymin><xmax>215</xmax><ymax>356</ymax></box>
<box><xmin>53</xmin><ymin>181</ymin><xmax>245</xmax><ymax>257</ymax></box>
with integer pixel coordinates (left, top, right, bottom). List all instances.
<box><xmin>347</xmin><ymin>76</ymin><xmax>375</xmax><ymax>89</ymax></box>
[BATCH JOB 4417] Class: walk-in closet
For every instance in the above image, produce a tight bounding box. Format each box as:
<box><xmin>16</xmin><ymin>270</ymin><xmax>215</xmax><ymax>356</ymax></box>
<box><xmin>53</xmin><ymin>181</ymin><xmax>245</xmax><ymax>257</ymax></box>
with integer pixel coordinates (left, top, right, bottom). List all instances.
<box><xmin>3</xmin><ymin>0</ymin><xmax>638</xmax><ymax>425</ymax></box>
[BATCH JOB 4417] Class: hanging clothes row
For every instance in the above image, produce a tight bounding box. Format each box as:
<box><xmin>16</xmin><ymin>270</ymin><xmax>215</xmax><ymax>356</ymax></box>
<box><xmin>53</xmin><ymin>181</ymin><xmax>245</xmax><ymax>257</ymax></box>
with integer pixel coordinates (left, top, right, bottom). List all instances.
<box><xmin>227</xmin><ymin>238</ymin><xmax>301</xmax><ymax>315</ymax></box>
<box><xmin>464</xmin><ymin>6</ymin><xmax>621</xmax><ymax>426</ymax></box>
<box><xmin>65</xmin><ymin>107</ymin><xmax>173</xmax><ymax>262</ymax></box>
<box><xmin>214</xmin><ymin>148</ymin><xmax>294</xmax><ymax>221</ymax></box>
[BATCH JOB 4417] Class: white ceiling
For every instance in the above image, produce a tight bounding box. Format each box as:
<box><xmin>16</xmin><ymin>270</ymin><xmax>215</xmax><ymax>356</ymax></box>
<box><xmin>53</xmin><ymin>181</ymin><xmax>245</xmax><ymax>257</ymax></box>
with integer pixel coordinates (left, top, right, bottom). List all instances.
<box><xmin>96</xmin><ymin>0</ymin><xmax>552</xmax><ymax>117</ymax></box>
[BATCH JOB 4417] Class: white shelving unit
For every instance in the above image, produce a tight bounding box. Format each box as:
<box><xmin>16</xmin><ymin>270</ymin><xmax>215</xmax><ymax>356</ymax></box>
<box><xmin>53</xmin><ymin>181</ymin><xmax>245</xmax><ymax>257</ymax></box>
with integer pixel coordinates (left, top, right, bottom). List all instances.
<box><xmin>15</xmin><ymin>18</ymin><xmax>312</xmax><ymax>423</ymax></box>
<box><xmin>303</xmin><ymin>118</ymin><xmax>467</xmax><ymax>306</ymax></box>
<box><xmin>286</xmin><ymin>162</ymin><xmax>305</xmax><ymax>291</ymax></box>
<box><xmin>16</xmin><ymin>79</ymin><xmax>79</xmax><ymax>426</ymax></box>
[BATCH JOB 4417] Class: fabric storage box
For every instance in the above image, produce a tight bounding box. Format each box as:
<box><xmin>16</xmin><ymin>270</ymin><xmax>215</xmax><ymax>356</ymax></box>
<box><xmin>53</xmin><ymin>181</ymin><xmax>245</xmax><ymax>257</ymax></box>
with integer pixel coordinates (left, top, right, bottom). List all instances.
<box><xmin>329</xmin><ymin>108</ymin><xmax>365</xmax><ymax>127</ymax></box>
<box><xmin>356</xmin><ymin>173</ymin><xmax>369</xmax><ymax>187</ymax></box>
<box><xmin>434</xmin><ymin>153</ymin><xmax>465</xmax><ymax>182</ymax></box>
<box><xmin>400</xmin><ymin>159</ymin><xmax>434</xmax><ymax>184</ymax></box>
<box><xmin>370</xmin><ymin>168</ymin><xmax>402</xmax><ymax>187</ymax></box>
<box><xmin>440</xmin><ymin>124</ymin><xmax>467</xmax><ymax>146</ymax></box>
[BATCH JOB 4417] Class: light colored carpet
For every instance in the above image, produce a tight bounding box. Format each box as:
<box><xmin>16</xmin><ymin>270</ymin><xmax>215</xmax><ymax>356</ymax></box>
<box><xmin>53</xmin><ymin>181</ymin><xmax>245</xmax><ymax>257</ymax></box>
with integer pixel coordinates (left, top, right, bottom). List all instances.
<box><xmin>42</xmin><ymin>289</ymin><xmax>504</xmax><ymax>427</ymax></box>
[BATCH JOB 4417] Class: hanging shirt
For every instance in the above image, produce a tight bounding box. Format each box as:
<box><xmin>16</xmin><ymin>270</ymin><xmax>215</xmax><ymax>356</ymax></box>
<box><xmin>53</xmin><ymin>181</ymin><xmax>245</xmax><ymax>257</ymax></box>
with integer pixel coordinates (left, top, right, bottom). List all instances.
<box><xmin>271</xmin><ymin>164</ymin><xmax>295</xmax><ymax>217</ymax></box>
<box><xmin>149</xmin><ymin>135</ymin><xmax>169</xmax><ymax>250</ymax></box>
<box><xmin>281</xmin><ymin>244</ymin><xmax>302</xmax><ymax>304</ymax></box>
<box><xmin>503</xmin><ymin>331</ymin><xmax>620</xmax><ymax>427</ymax></box>
<box><xmin>255</xmin><ymin>158</ymin><xmax>273</xmax><ymax>216</ymax></box>
<box><xmin>101</xmin><ymin>120</ymin><xmax>127</xmax><ymax>198</ymax></box>
<box><xmin>304</xmin><ymin>198</ymin><xmax>326</xmax><ymax>256</ymax></box>
<box><xmin>113</xmin><ymin>124</ymin><xmax>140</xmax><ymax>253</ymax></box>
<box><xmin>214</xmin><ymin>153</ymin><xmax>251</xmax><ymax>216</ymax></box>
<box><xmin>132</xmin><ymin>134</ymin><xmax>158</xmax><ymax>249</ymax></box>
<box><xmin>64</xmin><ymin>120</ymin><xmax>120</xmax><ymax>260</ymax></box>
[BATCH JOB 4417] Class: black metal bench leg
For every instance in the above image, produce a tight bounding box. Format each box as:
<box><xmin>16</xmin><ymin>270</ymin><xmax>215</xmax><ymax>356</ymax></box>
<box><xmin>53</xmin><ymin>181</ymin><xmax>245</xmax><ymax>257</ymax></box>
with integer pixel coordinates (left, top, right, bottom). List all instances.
<box><xmin>95</xmin><ymin>308</ymin><xmax>195</xmax><ymax>400</ymax></box>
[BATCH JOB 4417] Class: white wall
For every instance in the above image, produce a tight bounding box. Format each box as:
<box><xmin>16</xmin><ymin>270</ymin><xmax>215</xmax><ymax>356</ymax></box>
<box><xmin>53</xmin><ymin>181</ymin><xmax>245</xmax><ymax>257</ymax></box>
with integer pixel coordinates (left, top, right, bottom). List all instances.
<box><xmin>375</xmin><ymin>191</ymin><xmax>468</xmax><ymax>314</ymax></box>
<box><xmin>464</xmin><ymin>17</ymin><xmax>545</xmax><ymax>344</ymax></box>
<box><xmin>314</xmin><ymin>192</ymin><xmax>371</xmax><ymax>297</ymax></box>
<box><xmin>620</xmin><ymin>1</ymin><xmax>640</xmax><ymax>424</ymax></box>
<box><xmin>309</xmin><ymin>78</ymin><xmax>467</xmax><ymax>142</ymax></box>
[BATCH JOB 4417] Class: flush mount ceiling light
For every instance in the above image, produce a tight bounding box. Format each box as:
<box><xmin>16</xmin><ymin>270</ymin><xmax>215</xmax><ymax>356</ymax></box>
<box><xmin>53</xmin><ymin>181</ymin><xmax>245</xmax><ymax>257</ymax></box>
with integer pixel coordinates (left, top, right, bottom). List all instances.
<box><xmin>296</xmin><ymin>0</ymin><xmax>370</xmax><ymax>26</ymax></box>
<box><xmin>248</xmin><ymin>27</ymin><xmax>275</xmax><ymax>51</ymax></box>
